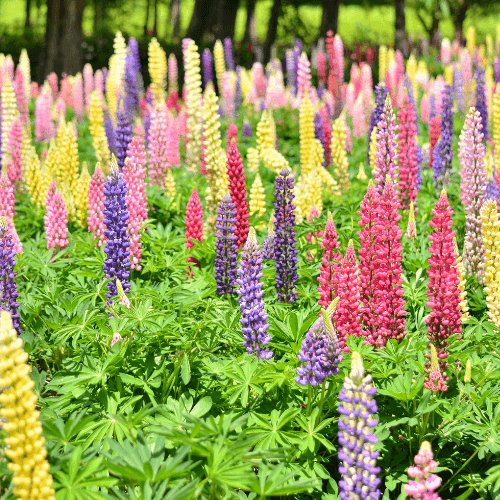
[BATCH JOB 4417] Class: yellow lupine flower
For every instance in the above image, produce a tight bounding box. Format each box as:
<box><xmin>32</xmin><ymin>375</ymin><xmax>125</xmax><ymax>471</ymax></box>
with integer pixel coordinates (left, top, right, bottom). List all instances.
<box><xmin>148</xmin><ymin>37</ymin><xmax>167</xmax><ymax>102</ymax></box>
<box><xmin>466</xmin><ymin>26</ymin><xmax>475</xmax><ymax>55</ymax></box>
<box><xmin>61</xmin><ymin>180</ymin><xmax>76</xmax><ymax>223</ymax></box>
<box><xmin>260</xmin><ymin>148</ymin><xmax>289</xmax><ymax>174</ymax></box>
<box><xmin>256</xmin><ymin>110</ymin><xmax>274</xmax><ymax>154</ymax></box>
<box><xmin>240</xmin><ymin>68</ymin><xmax>251</xmax><ymax>99</ymax></box>
<box><xmin>1</xmin><ymin>74</ymin><xmax>18</xmax><ymax>162</ymax></box>
<box><xmin>331</xmin><ymin>116</ymin><xmax>350</xmax><ymax>192</ymax></box>
<box><xmin>299</xmin><ymin>89</ymin><xmax>315</xmax><ymax>176</ymax></box>
<box><xmin>213</xmin><ymin>39</ymin><xmax>226</xmax><ymax>93</ymax></box>
<box><xmin>453</xmin><ymin>238</ymin><xmax>469</xmax><ymax>321</ymax></box>
<box><xmin>493</xmin><ymin>87</ymin><xmax>500</xmax><ymax>170</ymax></box>
<box><xmin>0</xmin><ymin>311</ymin><xmax>56</xmax><ymax>500</ymax></box>
<box><xmin>19</xmin><ymin>48</ymin><xmax>31</xmax><ymax>101</ymax></box>
<box><xmin>165</xmin><ymin>169</ymin><xmax>176</xmax><ymax>199</ymax></box>
<box><xmin>294</xmin><ymin>175</ymin><xmax>306</xmax><ymax>223</ymax></box>
<box><xmin>106</xmin><ymin>55</ymin><xmax>118</xmax><ymax>123</ymax></box>
<box><xmin>486</xmin><ymin>35</ymin><xmax>494</xmax><ymax>61</ymax></box>
<box><xmin>444</xmin><ymin>65</ymin><xmax>453</xmax><ymax>86</ymax></box>
<box><xmin>357</xmin><ymin>162</ymin><xmax>367</xmax><ymax>181</ymax></box>
<box><xmin>113</xmin><ymin>31</ymin><xmax>127</xmax><ymax>89</ymax></box>
<box><xmin>89</xmin><ymin>91</ymin><xmax>110</xmax><ymax>166</ymax></box>
<box><xmin>246</xmin><ymin>147</ymin><xmax>260</xmax><ymax>173</ymax></box>
<box><xmin>74</xmin><ymin>162</ymin><xmax>91</xmax><ymax>227</ymax></box>
<box><xmin>369</xmin><ymin>126</ymin><xmax>378</xmax><ymax>174</ymax></box>
<box><xmin>481</xmin><ymin>200</ymin><xmax>500</xmax><ymax>326</ymax></box>
<box><xmin>406</xmin><ymin>53</ymin><xmax>418</xmax><ymax>98</ymax></box>
<box><xmin>56</xmin><ymin>121</ymin><xmax>80</xmax><ymax>192</ymax></box>
<box><xmin>379</xmin><ymin>45</ymin><xmax>387</xmax><ymax>84</ymax></box>
<box><xmin>249</xmin><ymin>173</ymin><xmax>266</xmax><ymax>218</ymax></box>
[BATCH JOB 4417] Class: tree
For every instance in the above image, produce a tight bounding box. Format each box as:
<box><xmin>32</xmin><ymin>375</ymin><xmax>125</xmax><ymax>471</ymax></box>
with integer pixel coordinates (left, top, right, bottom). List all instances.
<box><xmin>394</xmin><ymin>0</ymin><xmax>407</xmax><ymax>55</ymax></box>
<box><xmin>41</xmin><ymin>0</ymin><xmax>86</xmax><ymax>80</ymax></box>
<box><xmin>320</xmin><ymin>0</ymin><xmax>341</xmax><ymax>36</ymax></box>
<box><xmin>243</xmin><ymin>0</ymin><xmax>258</xmax><ymax>45</ymax></box>
<box><xmin>444</xmin><ymin>0</ymin><xmax>496</xmax><ymax>39</ymax></box>
<box><xmin>412</xmin><ymin>0</ymin><xmax>443</xmax><ymax>46</ymax></box>
<box><xmin>25</xmin><ymin>0</ymin><xmax>32</xmax><ymax>28</ymax></box>
<box><xmin>144</xmin><ymin>0</ymin><xmax>151</xmax><ymax>35</ymax></box>
<box><xmin>185</xmin><ymin>0</ymin><xmax>213</xmax><ymax>42</ymax></box>
<box><xmin>212</xmin><ymin>0</ymin><xmax>240</xmax><ymax>41</ymax></box>
<box><xmin>171</xmin><ymin>0</ymin><xmax>181</xmax><ymax>42</ymax></box>
<box><xmin>262</xmin><ymin>0</ymin><xmax>283</xmax><ymax>63</ymax></box>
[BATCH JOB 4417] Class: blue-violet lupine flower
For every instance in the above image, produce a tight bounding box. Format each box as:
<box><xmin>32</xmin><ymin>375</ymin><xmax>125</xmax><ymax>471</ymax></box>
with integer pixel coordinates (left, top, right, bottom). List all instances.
<box><xmin>453</xmin><ymin>66</ymin><xmax>464</xmax><ymax>113</ymax></box>
<box><xmin>202</xmin><ymin>49</ymin><xmax>213</xmax><ymax>87</ymax></box>
<box><xmin>104</xmin><ymin>109</ymin><xmax>116</xmax><ymax>153</ymax></box>
<box><xmin>485</xmin><ymin>175</ymin><xmax>499</xmax><ymax>201</ymax></box>
<box><xmin>123</xmin><ymin>37</ymin><xmax>142</xmax><ymax>122</ymax></box>
<box><xmin>367</xmin><ymin>84</ymin><xmax>388</xmax><ymax>163</ymax></box>
<box><xmin>433</xmin><ymin>85</ymin><xmax>454</xmax><ymax>188</ymax></box>
<box><xmin>404</xmin><ymin>75</ymin><xmax>419</xmax><ymax>135</ymax></box>
<box><xmin>296</xmin><ymin>305</ymin><xmax>343</xmax><ymax>387</ymax></box>
<box><xmin>262</xmin><ymin>219</ymin><xmax>275</xmax><ymax>260</ymax></box>
<box><xmin>115</xmin><ymin>105</ymin><xmax>133</xmax><ymax>171</ymax></box>
<box><xmin>0</xmin><ymin>217</ymin><xmax>20</xmax><ymax>335</ymax></box>
<box><xmin>495</xmin><ymin>57</ymin><xmax>500</xmax><ymax>84</ymax></box>
<box><xmin>103</xmin><ymin>157</ymin><xmax>131</xmax><ymax>305</ymax></box>
<box><xmin>338</xmin><ymin>351</ymin><xmax>381</xmax><ymax>500</ymax></box>
<box><xmin>234</xmin><ymin>67</ymin><xmax>242</xmax><ymax>112</ymax></box>
<box><xmin>314</xmin><ymin>112</ymin><xmax>327</xmax><ymax>167</ymax></box>
<box><xmin>429</xmin><ymin>92</ymin><xmax>436</xmax><ymax>121</ymax></box>
<box><xmin>475</xmin><ymin>68</ymin><xmax>489</xmax><ymax>142</ymax></box>
<box><xmin>236</xmin><ymin>227</ymin><xmax>273</xmax><ymax>359</ymax></box>
<box><xmin>215</xmin><ymin>195</ymin><xmax>238</xmax><ymax>295</ymax></box>
<box><xmin>273</xmin><ymin>168</ymin><xmax>298</xmax><ymax>303</ymax></box>
<box><xmin>416</xmin><ymin>144</ymin><xmax>423</xmax><ymax>191</ymax></box>
<box><xmin>223</xmin><ymin>37</ymin><xmax>235</xmax><ymax>72</ymax></box>
<box><xmin>242</xmin><ymin>118</ymin><xmax>252</xmax><ymax>139</ymax></box>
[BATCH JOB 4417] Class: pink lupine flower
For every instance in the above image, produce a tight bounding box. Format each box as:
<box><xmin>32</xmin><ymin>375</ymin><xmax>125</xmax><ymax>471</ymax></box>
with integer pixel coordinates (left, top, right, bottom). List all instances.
<box><xmin>73</xmin><ymin>73</ymin><xmax>84</xmax><ymax>121</ymax></box>
<box><xmin>397</xmin><ymin>92</ymin><xmax>419</xmax><ymax>210</ymax></box>
<box><xmin>306</xmin><ymin>206</ymin><xmax>322</xmax><ymax>261</ymax></box>
<box><xmin>222</xmin><ymin>71</ymin><xmax>235</xmax><ymax>120</ymax></box>
<box><xmin>14</xmin><ymin>68</ymin><xmax>29</xmax><ymax>126</ymax></box>
<box><xmin>429</xmin><ymin>115</ymin><xmax>441</xmax><ymax>169</ymax></box>
<box><xmin>297</xmin><ymin>52</ymin><xmax>312</xmax><ymax>103</ymax></box>
<box><xmin>227</xmin><ymin>124</ymin><xmax>238</xmax><ymax>145</ymax></box>
<box><xmin>317</xmin><ymin>51</ymin><xmax>327</xmax><ymax>86</ymax></box>
<box><xmin>426</xmin><ymin>190</ymin><xmax>462</xmax><ymax>377</ymax></box>
<box><xmin>317</xmin><ymin>212</ymin><xmax>342</xmax><ymax>309</ymax></box>
<box><xmin>420</xmin><ymin>93</ymin><xmax>430</xmax><ymax>125</ymax></box>
<box><xmin>35</xmin><ymin>85</ymin><xmax>55</xmax><ymax>142</ymax></box>
<box><xmin>55</xmin><ymin>97</ymin><xmax>66</xmax><ymax>128</ymax></box>
<box><xmin>459</xmin><ymin>108</ymin><xmax>486</xmax><ymax>281</ymax></box>
<box><xmin>148</xmin><ymin>104</ymin><xmax>169</xmax><ymax>187</ymax></box>
<box><xmin>166</xmin><ymin>120</ymin><xmax>181</xmax><ymax>168</ymax></box>
<box><xmin>123</xmin><ymin>136</ymin><xmax>148</xmax><ymax>271</ymax></box>
<box><xmin>350</xmin><ymin>63</ymin><xmax>361</xmax><ymax>98</ymax></box>
<box><xmin>30</xmin><ymin>82</ymin><xmax>39</xmax><ymax>99</ymax></box>
<box><xmin>94</xmin><ymin>70</ymin><xmax>104</xmax><ymax>100</ymax></box>
<box><xmin>331</xmin><ymin>240</ymin><xmax>362</xmax><ymax>351</ymax></box>
<box><xmin>6</xmin><ymin>218</ymin><xmax>23</xmax><ymax>254</ymax></box>
<box><xmin>360</xmin><ymin>62</ymin><xmax>373</xmax><ymax>112</ymax></box>
<box><xmin>111</xmin><ymin>332</ymin><xmax>122</xmax><ymax>347</ymax></box>
<box><xmin>252</xmin><ymin>63</ymin><xmax>266</xmax><ymax>100</ymax></box>
<box><xmin>405</xmin><ymin>441</ymin><xmax>442</xmax><ymax>500</ymax></box>
<box><xmin>424</xmin><ymin>344</ymin><xmax>448</xmax><ymax>392</ymax></box>
<box><xmin>440</xmin><ymin>38</ymin><xmax>451</xmax><ymax>64</ymax></box>
<box><xmin>88</xmin><ymin>167</ymin><xmax>106</xmax><ymax>246</ymax></box>
<box><xmin>352</xmin><ymin>94</ymin><xmax>366</xmax><ymax>139</ymax></box>
<box><xmin>0</xmin><ymin>171</ymin><xmax>15</xmax><ymax>219</ymax></box>
<box><xmin>44</xmin><ymin>186</ymin><xmax>69</xmax><ymax>251</ymax></box>
<box><xmin>47</xmin><ymin>72</ymin><xmax>58</xmax><ymax>98</ymax></box>
<box><xmin>6</xmin><ymin>118</ymin><xmax>23</xmax><ymax>187</ymax></box>
<box><xmin>374</xmin><ymin>95</ymin><xmax>398</xmax><ymax>193</ymax></box>
<box><xmin>83</xmin><ymin>63</ymin><xmax>94</xmax><ymax>113</ymax></box>
<box><xmin>344</xmin><ymin>117</ymin><xmax>352</xmax><ymax>154</ymax></box>
<box><xmin>60</xmin><ymin>74</ymin><xmax>73</xmax><ymax>107</ymax></box>
<box><xmin>345</xmin><ymin>83</ymin><xmax>356</xmax><ymax>117</ymax></box>
<box><xmin>186</xmin><ymin>185</ymin><xmax>203</xmax><ymax>273</ymax></box>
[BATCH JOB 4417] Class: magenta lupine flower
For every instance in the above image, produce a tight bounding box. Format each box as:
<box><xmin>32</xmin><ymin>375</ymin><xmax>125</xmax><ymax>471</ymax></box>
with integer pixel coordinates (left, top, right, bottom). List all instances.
<box><xmin>405</xmin><ymin>441</ymin><xmax>442</xmax><ymax>500</ymax></box>
<box><xmin>338</xmin><ymin>352</ymin><xmax>381</xmax><ymax>500</ymax></box>
<box><xmin>123</xmin><ymin>136</ymin><xmax>148</xmax><ymax>271</ymax></box>
<box><xmin>426</xmin><ymin>190</ymin><xmax>462</xmax><ymax>379</ymax></box>
<box><xmin>166</xmin><ymin>119</ymin><xmax>180</xmax><ymax>168</ymax></box>
<box><xmin>0</xmin><ymin>172</ymin><xmax>15</xmax><ymax>219</ymax></box>
<box><xmin>374</xmin><ymin>95</ymin><xmax>398</xmax><ymax>193</ymax></box>
<box><xmin>148</xmin><ymin>104</ymin><xmax>169</xmax><ymax>187</ymax></box>
<box><xmin>44</xmin><ymin>183</ymin><xmax>69</xmax><ymax>251</ymax></box>
<box><xmin>459</xmin><ymin>108</ymin><xmax>486</xmax><ymax>281</ymax></box>
<box><xmin>88</xmin><ymin>166</ymin><xmax>106</xmax><ymax>246</ymax></box>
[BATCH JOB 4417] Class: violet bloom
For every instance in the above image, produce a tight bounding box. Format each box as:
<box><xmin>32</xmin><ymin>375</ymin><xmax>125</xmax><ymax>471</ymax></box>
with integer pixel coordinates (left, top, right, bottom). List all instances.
<box><xmin>296</xmin><ymin>308</ymin><xmax>342</xmax><ymax>387</ymax></box>
<box><xmin>215</xmin><ymin>195</ymin><xmax>238</xmax><ymax>295</ymax></box>
<box><xmin>314</xmin><ymin>113</ymin><xmax>327</xmax><ymax>167</ymax></box>
<box><xmin>338</xmin><ymin>352</ymin><xmax>381</xmax><ymax>500</ymax></box>
<box><xmin>102</xmin><ymin>67</ymin><xmax>108</xmax><ymax>94</ymax></box>
<box><xmin>103</xmin><ymin>158</ymin><xmax>131</xmax><ymax>305</ymax></box>
<box><xmin>273</xmin><ymin>168</ymin><xmax>298</xmax><ymax>303</ymax></box>
<box><xmin>202</xmin><ymin>49</ymin><xmax>213</xmax><ymax>87</ymax></box>
<box><xmin>495</xmin><ymin>57</ymin><xmax>500</xmax><ymax>84</ymax></box>
<box><xmin>416</xmin><ymin>144</ymin><xmax>423</xmax><ymax>191</ymax></box>
<box><xmin>433</xmin><ymin>85</ymin><xmax>454</xmax><ymax>188</ymax></box>
<box><xmin>115</xmin><ymin>105</ymin><xmax>133</xmax><ymax>171</ymax></box>
<box><xmin>475</xmin><ymin>68</ymin><xmax>489</xmax><ymax>141</ymax></box>
<box><xmin>124</xmin><ymin>37</ymin><xmax>142</xmax><ymax>121</ymax></box>
<box><xmin>223</xmin><ymin>37</ymin><xmax>235</xmax><ymax>72</ymax></box>
<box><xmin>293</xmin><ymin>46</ymin><xmax>300</xmax><ymax>96</ymax></box>
<box><xmin>104</xmin><ymin>109</ymin><xmax>116</xmax><ymax>153</ymax></box>
<box><xmin>367</xmin><ymin>84</ymin><xmax>388</xmax><ymax>163</ymax></box>
<box><xmin>236</xmin><ymin>228</ymin><xmax>273</xmax><ymax>359</ymax></box>
<box><xmin>234</xmin><ymin>67</ymin><xmax>242</xmax><ymax>112</ymax></box>
<box><xmin>404</xmin><ymin>75</ymin><xmax>419</xmax><ymax>134</ymax></box>
<box><xmin>485</xmin><ymin>175</ymin><xmax>499</xmax><ymax>201</ymax></box>
<box><xmin>242</xmin><ymin>119</ymin><xmax>252</xmax><ymax>139</ymax></box>
<box><xmin>143</xmin><ymin>110</ymin><xmax>151</xmax><ymax>147</ymax></box>
<box><xmin>285</xmin><ymin>49</ymin><xmax>295</xmax><ymax>90</ymax></box>
<box><xmin>454</xmin><ymin>66</ymin><xmax>464</xmax><ymax>113</ymax></box>
<box><xmin>262</xmin><ymin>221</ymin><xmax>275</xmax><ymax>260</ymax></box>
<box><xmin>0</xmin><ymin>217</ymin><xmax>20</xmax><ymax>335</ymax></box>
<box><xmin>429</xmin><ymin>92</ymin><xmax>436</xmax><ymax>121</ymax></box>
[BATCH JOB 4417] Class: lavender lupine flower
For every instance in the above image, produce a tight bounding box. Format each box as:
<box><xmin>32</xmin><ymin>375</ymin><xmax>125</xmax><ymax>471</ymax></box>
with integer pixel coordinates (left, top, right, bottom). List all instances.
<box><xmin>115</xmin><ymin>105</ymin><xmax>133</xmax><ymax>171</ymax></box>
<box><xmin>104</xmin><ymin>109</ymin><xmax>116</xmax><ymax>153</ymax></box>
<box><xmin>236</xmin><ymin>228</ymin><xmax>273</xmax><ymax>359</ymax></box>
<box><xmin>416</xmin><ymin>144</ymin><xmax>423</xmax><ymax>190</ymax></box>
<box><xmin>429</xmin><ymin>92</ymin><xmax>436</xmax><ymax>121</ymax></box>
<box><xmin>215</xmin><ymin>195</ymin><xmax>238</xmax><ymax>295</ymax></box>
<box><xmin>317</xmin><ymin>83</ymin><xmax>325</xmax><ymax>100</ymax></box>
<box><xmin>285</xmin><ymin>49</ymin><xmax>295</xmax><ymax>90</ymax></box>
<box><xmin>293</xmin><ymin>46</ymin><xmax>300</xmax><ymax>96</ymax></box>
<box><xmin>223</xmin><ymin>37</ymin><xmax>235</xmax><ymax>72</ymax></box>
<box><xmin>485</xmin><ymin>175</ymin><xmax>499</xmax><ymax>201</ymax></box>
<box><xmin>475</xmin><ymin>68</ymin><xmax>489</xmax><ymax>141</ymax></box>
<box><xmin>404</xmin><ymin>75</ymin><xmax>419</xmax><ymax>134</ymax></box>
<box><xmin>338</xmin><ymin>352</ymin><xmax>381</xmax><ymax>500</ymax></box>
<box><xmin>262</xmin><ymin>219</ymin><xmax>275</xmax><ymax>260</ymax></box>
<box><xmin>273</xmin><ymin>168</ymin><xmax>298</xmax><ymax>303</ymax></box>
<box><xmin>367</xmin><ymin>84</ymin><xmax>388</xmax><ymax>163</ymax></box>
<box><xmin>202</xmin><ymin>49</ymin><xmax>213</xmax><ymax>87</ymax></box>
<box><xmin>495</xmin><ymin>58</ymin><xmax>500</xmax><ymax>84</ymax></box>
<box><xmin>433</xmin><ymin>85</ymin><xmax>454</xmax><ymax>188</ymax></box>
<box><xmin>314</xmin><ymin>112</ymin><xmax>327</xmax><ymax>166</ymax></box>
<box><xmin>143</xmin><ymin>109</ymin><xmax>151</xmax><ymax>147</ymax></box>
<box><xmin>124</xmin><ymin>37</ymin><xmax>142</xmax><ymax>121</ymax></box>
<box><xmin>234</xmin><ymin>67</ymin><xmax>242</xmax><ymax>112</ymax></box>
<box><xmin>242</xmin><ymin>119</ymin><xmax>252</xmax><ymax>139</ymax></box>
<box><xmin>296</xmin><ymin>305</ymin><xmax>343</xmax><ymax>387</ymax></box>
<box><xmin>454</xmin><ymin>66</ymin><xmax>464</xmax><ymax>113</ymax></box>
<box><xmin>103</xmin><ymin>157</ymin><xmax>131</xmax><ymax>305</ymax></box>
<box><xmin>0</xmin><ymin>217</ymin><xmax>20</xmax><ymax>335</ymax></box>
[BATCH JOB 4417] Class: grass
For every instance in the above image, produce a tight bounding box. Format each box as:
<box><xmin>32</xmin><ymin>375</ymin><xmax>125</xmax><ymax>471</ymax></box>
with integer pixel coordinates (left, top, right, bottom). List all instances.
<box><xmin>0</xmin><ymin>0</ymin><xmax>499</xmax><ymax>46</ymax></box>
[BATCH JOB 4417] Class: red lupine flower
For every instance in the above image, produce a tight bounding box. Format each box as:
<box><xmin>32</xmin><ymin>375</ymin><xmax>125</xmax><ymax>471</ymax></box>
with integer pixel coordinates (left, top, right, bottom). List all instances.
<box><xmin>319</xmin><ymin>106</ymin><xmax>332</xmax><ymax>166</ymax></box>
<box><xmin>185</xmin><ymin>185</ymin><xmax>203</xmax><ymax>273</ymax></box>
<box><xmin>227</xmin><ymin>124</ymin><xmax>238</xmax><ymax>145</ymax></box>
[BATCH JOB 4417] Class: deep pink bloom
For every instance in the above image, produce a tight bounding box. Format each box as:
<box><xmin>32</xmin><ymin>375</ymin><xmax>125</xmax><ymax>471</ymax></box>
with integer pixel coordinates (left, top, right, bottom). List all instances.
<box><xmin>405</xmin><ymin>441</ymin><xmax>442</xmax><ymax>500</ymax></box>
<box><xmin>123</xmin><ymin>136</ymin><xmax>148</xmax><ymax>270</ymax></box>
<box><xmin>429</xmin><ymin>116</ymin><xmax>441</xmax><ymax>169</ymax></box>
<box><xmin>331</xmin><ymin>241</ymin><xmax>362</xmax><ymax>352</ymax></box>
<box><xmin>83</xmin><ymin>63</ymin><xmax>94</xmax><ymax>113</ymax></box>
<box><xmin>0</xmin><ymin>172</ymin><xmax>15</xmax><ymax>219</ymax></box>
<box><xmin>186</xmin><ymin>186</ymin><xmax>203</xmax><ymax>271</ymax></box>
<box><xmin>227</xmin><ymin>124</ymin><xmax>238</xmax><ymax>145</ymax></box>
<box><xmin>317</xmin><ymin>51</ymin><xmax>327</xmax><ymax>86</ymax></box>
<box><xmin>148</xmin><ymin>104</ymin><xmax>169</xmax><ymax>187</ymax></box>
<box><xmin>73</xmin><ymin>74</ymin><xmax>84</xmax><ymax>121</ymax></box>
<box><xmin>397</xmin><ymin>93</ymin><xmax>419</xmax><ymax>210</ymax></box>
<box><xmin>47</xmin><ymin>72</ymin><xmax>58</xmax><ymax>98</ymax></box>
<box><xmin>14</xmin><ymin>68</ymin><xmax>29</xmax><ymax>126</ymax></box>
<box><xmin>88</xmin><ymin>167</ymin><xmax>106</xmax><ymax>246</ymax></box>
<box><xmin>426</xmin><ymin>190</ymin><xmax>462</xmax><ymax>377</ymax></box>
<box><xmin>44</xmin><ymin>184</ymin><xmax>69</xmax><ymax>250</ymax></box>
<box><xmin>35</xmin><ymin>85</ymin><xmax>55</xmax><ymax>142</ymax></box>
<box><xmin>319</xmin><ymin>106</ymin><xmax>332</xmax><ymax>166</ymax></box>
<box><xmin>6</xmin><ymin>118</ymin><xmax>23</xmax><ymax>186</ymax></box>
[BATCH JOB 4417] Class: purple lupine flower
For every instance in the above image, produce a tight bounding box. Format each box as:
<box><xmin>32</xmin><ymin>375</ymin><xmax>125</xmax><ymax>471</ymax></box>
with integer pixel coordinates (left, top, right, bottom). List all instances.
<box><xmin>367</xmin><ymin>84</ymin><xmax>388</xmax><ymax>164</ymax></box>
<box><xmin>314</xmin><ymin>112</ymin><xmax>327</xmax><ymax>167</ymax></box>
<box><xmin>404</xmin><ymin>75</ymin><xmax>419</xmax><ymax>135</ymax></box>
<box><xmin>262</xmin><ymin>220</ymin><xmax>275</xmax><ymax>260</ymax></box>
<box><xmin>317</xmin><ymin>83</ymin><xmax>325</xmax><ymax>100</ymax></box>
<box><xmin>236</xmin><ymin>227</ymin><xmax>273</xmax><ymax>359</ymax></box>
<box><xmin>104</xmin><ymin>109</ymin><xmax>116</xmax><ymax>153</ymax></box>
<box><xmin>285</xmin><ymin>49</ymin><xmax>294</xmax><ymax>90</ymax></box>
<box><xmin>485</xmin><ymin>176</ymin><xmax>499</xmax><ymax>201</ymax></box>
<box><xmin>223</xmin><ymin>37</ymin><xmax>235</xmax><ymax>72</ymax></box>
<box><xmin>102</xmin><ymin>67</ymin><xmax>108</xmax><ymax>94</ymax></box>
<box><xmin>296</xmin><ymin>308</ymin><xmax>342</xmax><ymax>386</ymax></box>
<box><xmin>202</xmin><ymin>49</ymin><xmax>213</xmax><ymax>87</ymax></box>
<box><xmin>475</xmin><ymin>68</ymin><xmax>489</xmax><ymax>141</ymax></box>
<box><xmin>103</xmin><ymin>159</ymin><xmax>131</xmax><ymax>305</ymax></box>
<box><xmin>215</xmin><ymin>195</ymin><xmax>238</xmax><ymax>295</ymax></box>
<box><xmin>416</xmin><ymin>144</ymin><xmax>423</xmax><ymax>191</ymax></box>
<box><xmin>123</xmin><ymin>37</ymin><xmax>142</xmax><ymax>122</ymax></box>
<box><xmin>338</xmin><ymin>352</ymin><xmax>381</xmax><ymax>500</ymax></box>
<box><xmin>145</xmin><ymin>87</ymin><xmax>154</xmax><ymax>108</ymax></box>
<box><xmin>293</xmin><ymin>46</ymin><xmax>300</xmax><ymax>96</ymax></box>
<box><xmin>454</xmin><ymin>65</ymin><xmax>464</xmax><ymax>113</ymax></box>
<box><xmin>0</xmin><ymin>217</ymin><xmax>20</xmax><ymax>335</ymax></box>
<box><xmin>234</xmin><ymin>67</ymin><xmax>242</xmax><ymax>112</ymax></box>
<box><xmin>115</xmin><ymin>105</ymin><xmax>133</xmax><ymax>171</ymax></box>
<box><xmin>273</xmin><ymin>168</ymin><xmax>298</xmax><ymax>303</ymax></box>
<box><xmin>242</xmin><ymin>119</ymin><xmax>252</xmax><ymax>139</ymax></box>
<box><xmin>429</xmin><ymin>92</ymin><xmax>436</xmax><ymax>121</ymax></box>
<box><xmin>495</xmin><ymin>57</ymin><xmax>500</xmax><ymax>84</ymax></box>
<box><xmin>433</xmin><ymin>85</ymin><xmax>454</xmax><ymax>188</ymax></box>
<box><xmin>143</xmin><ymin>109</ymin><xmax>151</xmax><ymax>147</ymax></box>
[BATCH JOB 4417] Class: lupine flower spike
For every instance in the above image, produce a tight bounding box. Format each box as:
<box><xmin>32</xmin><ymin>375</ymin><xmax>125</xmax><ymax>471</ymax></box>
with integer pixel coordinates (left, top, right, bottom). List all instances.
<box><xmin>44</xmin><ymin>182</ymin><xmax>69</xmax><ymax>252</ymax></box>
<box><xmin>215</xmin><ymin>195</ymin><xmax>238</xmax><ymax>295</ymax></box>
<box><xmin>236</xmin><ymin>227</ymin><xmax>273</xmax><ymax>359</ymax></box>
<box><xmin>405</xmin><ymin>441</ymin><xmax>442</xmax><ymax>500</ymax></box>
<box><xmin>0</xmin><ymin>311</ymin><xmax>56</xmax><ymax>500</ymax></box>
<box><xmin>185</xmin><ymin>184</ymin><xmax>203</xmax><ymax>272</ymax></box>
<box><xmin>262</xmin><ymin>218</ymin><xmax>276</xmax><ymax>260</ymax></box>
<box><xmin>338</xmin><ymin>352</ymin><xmax>381</xmax><ymax>500</ymax></box>
<box><xmin>406</xmin><ymin>201</ymin><xmax>417</xmax><ymax>240</ymax></box>
<box><xmin>424</xmin><ymin>344</ymin><xmax>448</xmax><ymax>392</ymax></box>
<box><xmin>318</xmin><ymin>211</ymin><xmax>341</xmax><ymax>308</ymax></box>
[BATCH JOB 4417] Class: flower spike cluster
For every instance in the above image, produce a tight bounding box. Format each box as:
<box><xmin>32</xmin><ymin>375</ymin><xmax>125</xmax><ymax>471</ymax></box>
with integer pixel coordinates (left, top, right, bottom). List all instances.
<box><xmin>405</xmin><ymin>441</ymin><xmax>442</xmax><ymax>500</ymax></box>
<box><xmin>44</xmin><ymin>182</ymin><xmax>69</xmax><ymax>251</ymax></box>
<box><xmin>236</xmin><ymin>228</ymin><xmax>273</xmax><ymax>359</ymax></box>
<box><xmin>185</xmin><ymin>185</ymin><xmax>203</xmax><ymax>269</ymax></box>
<box><xmin>367</xmin><ymin>84</ymin><xmax>388</xmax><ymax>163</ymax></box>
<box><xmin>433</xmin><ymin>85</ymin><xmax>454</xmax><ymax>187</ymax></box>
<box><xmin>215</xmin><ymin>195</ymin><xmax>238</xmax><ymax>295</ymax></box>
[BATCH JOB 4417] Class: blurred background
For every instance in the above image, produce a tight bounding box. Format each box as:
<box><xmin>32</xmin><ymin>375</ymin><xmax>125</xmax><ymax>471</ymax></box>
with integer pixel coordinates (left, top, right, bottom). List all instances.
<box><xmin>0</xmin><ymin>0</ymin><xmax>498</xmax><ymax>82</ymax></box>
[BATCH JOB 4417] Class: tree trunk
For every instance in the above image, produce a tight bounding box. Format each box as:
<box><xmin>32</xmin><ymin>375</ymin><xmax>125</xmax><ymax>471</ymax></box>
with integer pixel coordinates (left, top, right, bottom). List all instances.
<box><xmin>452</xmin><ymin>6</ymin><xmax>468</xmax><ymax>41</ymax></box>
<box><xmin>243</xmin><ymin>0</ymin><xmax>257</xmax><ymax>45</ymax></box>
<box><xmin>171</xmin><ymin>0</ymin><xmax>180</xmax><ymax>42</ymax></box>
<box><xmin>144</xmin><ymin>0</ymin><xmax>151</xmax><ymax>35</ymax></box>
<box><xmin>25</xmin><ymin>0</ymin><xmax>32</xmax><ymax>28</ymax></box>
<box><xmin>213</xmin><ymin>0</ymin><xmax>240</xmax><ymax>41</ymax></box>
<box><xmin>185</xmin><ymin>0</ymin><xmax>214</xmax><ymax>44</ymax></box>
<box><xmin>394</xmin><ymin>0</ymin><xmax>407</xmax><ymax>56</ymax></box>
<box><xmin>94</xmin><ymin>1</ymin><xmax>103</xmax><ymax>33</ymax></box>
<box><xmin>429</xmin><ymin>14</ymin><xmax>440</xmax><ymax>47</ymax></box>
<box><xmin>320</xmin><ymin>0</ymin><xmax>340</xmax><ymax>37</ymax></box>
<box><xmin>262</xmin><ymin>0</ymin><xmax>282</xmax><ymax>63</ymax></box>
<box><xmin>153</xmin><ymin>0</ymin><xmax>158</xmax><ymax>36</ymax></box>
<box><xmin>42</xmin><ymin>0</ymin><xmax>62</xmax><ymax>78</ymax></box>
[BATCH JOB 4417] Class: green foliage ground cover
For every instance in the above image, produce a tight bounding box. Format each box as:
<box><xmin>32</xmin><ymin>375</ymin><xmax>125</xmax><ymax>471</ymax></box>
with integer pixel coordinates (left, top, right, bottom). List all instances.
<box><xmin>1</xmin><ymin>103</ymin><xmax>499</xmax><ymax>499</ymax></box>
